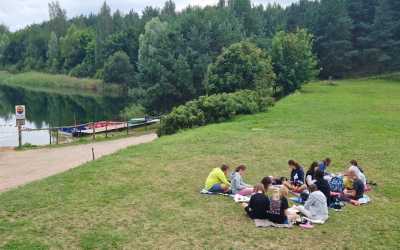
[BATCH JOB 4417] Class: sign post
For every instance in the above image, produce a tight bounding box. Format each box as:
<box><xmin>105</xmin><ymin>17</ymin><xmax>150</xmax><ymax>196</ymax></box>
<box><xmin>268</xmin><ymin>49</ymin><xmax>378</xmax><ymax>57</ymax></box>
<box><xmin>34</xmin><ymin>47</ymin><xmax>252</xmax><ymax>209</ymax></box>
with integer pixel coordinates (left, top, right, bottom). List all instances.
<box><xmin>15</xmin><ymin>105</ymin><xmax>26</xmax><ymax>148</ymax></box>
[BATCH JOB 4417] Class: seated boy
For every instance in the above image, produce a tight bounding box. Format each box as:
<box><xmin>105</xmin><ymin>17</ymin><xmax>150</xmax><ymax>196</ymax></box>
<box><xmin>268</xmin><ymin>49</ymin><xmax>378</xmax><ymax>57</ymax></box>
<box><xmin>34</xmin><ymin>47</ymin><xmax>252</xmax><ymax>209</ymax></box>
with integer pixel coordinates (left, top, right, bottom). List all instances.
<box><xmin>204</xmin><ymin>164</ymin><xmax>231</xmax><ymax>193</ymax></box>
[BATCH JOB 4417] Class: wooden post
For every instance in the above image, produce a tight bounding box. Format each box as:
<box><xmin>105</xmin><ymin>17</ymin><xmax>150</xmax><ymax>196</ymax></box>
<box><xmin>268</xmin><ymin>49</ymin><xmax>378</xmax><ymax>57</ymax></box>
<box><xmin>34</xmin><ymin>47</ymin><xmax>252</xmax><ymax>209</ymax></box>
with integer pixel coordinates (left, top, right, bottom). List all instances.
<box><xmin>18</xmin><ymin>125</ymin><xmax>22</xmax><ymax>148</ymax></box>
<box><xmin>49</xmin><ymin>127</ymin><xmax>52</xmax><ymax>145</ymax></box>
<box><xmin>126</xmin><ymin>120</ymin><xmax>129</xmax><ymax>135</ymax></box>
<box><xmin>105</xmin><ymin>122</ymin><xmax>108</xmax><ymax>138</ymax></box>
<box><xmin>92</xmin><ymin>121</ymin><xmax>96</xmax><ymax>141</ymax></box>
<box><xmin>92</xmin><ymin>147</ymin><xmax>95</xmax><ymax>160</ymax></box>
<box><xmin>56</xmin><ymin>129</ymin><xmax>59</xmax><ymax>144</ymax></box>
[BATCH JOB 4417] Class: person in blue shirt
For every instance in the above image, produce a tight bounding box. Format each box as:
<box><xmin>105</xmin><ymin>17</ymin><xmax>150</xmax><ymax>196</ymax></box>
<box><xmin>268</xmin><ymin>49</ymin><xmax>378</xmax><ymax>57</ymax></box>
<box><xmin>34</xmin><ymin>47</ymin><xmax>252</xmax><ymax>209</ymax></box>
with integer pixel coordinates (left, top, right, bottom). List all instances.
<box><xmin>319</xmin><ymin>158</ymin><xmax>331</xmax><ymax>172</ymax></box>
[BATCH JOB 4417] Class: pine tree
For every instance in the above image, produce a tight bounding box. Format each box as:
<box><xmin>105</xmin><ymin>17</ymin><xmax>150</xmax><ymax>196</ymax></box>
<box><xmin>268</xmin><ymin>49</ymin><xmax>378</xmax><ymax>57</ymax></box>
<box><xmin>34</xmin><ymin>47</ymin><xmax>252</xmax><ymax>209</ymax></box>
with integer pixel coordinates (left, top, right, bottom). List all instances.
<box><xmin>371</xmin><ymin>0</ymin><xmax>400</xmax><ymax>71</ymax></box>
<box><xmin>48</xmin><ymin>1</ymin><xmax>67</xmax><ymax>37</ymax></box>
<box><xmin>47</xmin><ymin>32</ymin><xmax>60</xmax><ymax>73</ymax></box>
<box><xmin>95</xmin><ymin>1</ymin><xmax>113</xmax><ymax>70</ymax></box>
<box><xmin>346</xmin><ymin>0</ymin><xmax>378</xmax><ymax>72</ymax></box>
<box><xmin>315</xmin><ymin>0</ymin><xmax>353</xmax><ymax>78</ymax></box>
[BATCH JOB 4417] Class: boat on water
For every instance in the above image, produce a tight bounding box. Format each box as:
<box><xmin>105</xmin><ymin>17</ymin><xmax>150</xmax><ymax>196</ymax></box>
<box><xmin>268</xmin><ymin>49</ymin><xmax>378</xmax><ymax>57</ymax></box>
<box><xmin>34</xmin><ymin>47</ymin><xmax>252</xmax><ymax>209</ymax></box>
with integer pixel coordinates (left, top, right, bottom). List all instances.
<box><xmin>59</xmin><ymin>117</ymin><xmax>160</xmax><ymax>137</ymax></box>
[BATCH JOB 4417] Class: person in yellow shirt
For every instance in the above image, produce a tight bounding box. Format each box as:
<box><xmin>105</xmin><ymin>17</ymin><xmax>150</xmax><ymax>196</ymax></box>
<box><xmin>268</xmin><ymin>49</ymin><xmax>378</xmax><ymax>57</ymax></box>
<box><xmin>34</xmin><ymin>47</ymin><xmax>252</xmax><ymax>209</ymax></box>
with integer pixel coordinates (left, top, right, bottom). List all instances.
<box><xmin>205</xmin><ymin>164</ymin><xmax>231</xmax><ymax>193</ymax></box>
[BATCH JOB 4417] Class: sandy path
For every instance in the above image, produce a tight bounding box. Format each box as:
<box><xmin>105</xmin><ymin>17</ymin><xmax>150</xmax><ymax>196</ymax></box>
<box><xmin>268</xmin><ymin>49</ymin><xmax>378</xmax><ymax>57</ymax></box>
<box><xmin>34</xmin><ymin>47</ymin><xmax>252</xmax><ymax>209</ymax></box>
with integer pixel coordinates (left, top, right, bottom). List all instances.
<box><xmin>0</xmin><ymin>133</ymin><xmax>157</xmax><ymax>192</ymax></box>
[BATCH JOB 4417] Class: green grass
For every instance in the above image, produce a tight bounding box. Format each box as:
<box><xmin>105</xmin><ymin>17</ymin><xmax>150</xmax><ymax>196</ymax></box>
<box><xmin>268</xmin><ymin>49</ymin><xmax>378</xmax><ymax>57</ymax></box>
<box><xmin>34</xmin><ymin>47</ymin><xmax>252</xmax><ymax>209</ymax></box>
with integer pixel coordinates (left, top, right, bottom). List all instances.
<box><xmin>1</xmin><ymin>78</ymin><xmax>400</xmax><ymax>249</ymax></box>
<box><xmin>0</xmin><ymin>71</ymin><xmax>121</xmax><ymax>96</ymax></box>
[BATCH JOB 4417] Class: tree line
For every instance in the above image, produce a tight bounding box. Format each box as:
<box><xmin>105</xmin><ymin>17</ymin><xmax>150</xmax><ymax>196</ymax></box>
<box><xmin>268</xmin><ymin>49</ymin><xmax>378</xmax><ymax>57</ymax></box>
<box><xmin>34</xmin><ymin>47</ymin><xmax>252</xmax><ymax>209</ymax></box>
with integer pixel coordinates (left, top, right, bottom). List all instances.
<box><xmin>0</xmin><ymin>0</ymin><xmax>399</xmax><ymax>114</ymax></box>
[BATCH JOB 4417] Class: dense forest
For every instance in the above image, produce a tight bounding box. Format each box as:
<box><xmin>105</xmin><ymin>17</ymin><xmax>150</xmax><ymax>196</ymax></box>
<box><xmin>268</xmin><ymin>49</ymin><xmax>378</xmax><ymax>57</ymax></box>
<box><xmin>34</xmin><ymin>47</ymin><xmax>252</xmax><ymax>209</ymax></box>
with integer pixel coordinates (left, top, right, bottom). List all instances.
<box><xmin>0</xmin><ymin>0</ymin><xmax>399</xmax><ymax>114</ymax></box>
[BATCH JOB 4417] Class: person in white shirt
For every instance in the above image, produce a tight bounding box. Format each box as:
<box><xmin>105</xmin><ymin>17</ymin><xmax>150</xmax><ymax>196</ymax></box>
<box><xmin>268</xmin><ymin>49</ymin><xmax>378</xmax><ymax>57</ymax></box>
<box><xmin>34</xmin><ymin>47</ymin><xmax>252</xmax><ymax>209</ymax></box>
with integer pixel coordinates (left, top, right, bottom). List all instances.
<box><xmin>348</xmin><ymin>160</ymin><xmax>366</xmax><ymax>185</ymax></box>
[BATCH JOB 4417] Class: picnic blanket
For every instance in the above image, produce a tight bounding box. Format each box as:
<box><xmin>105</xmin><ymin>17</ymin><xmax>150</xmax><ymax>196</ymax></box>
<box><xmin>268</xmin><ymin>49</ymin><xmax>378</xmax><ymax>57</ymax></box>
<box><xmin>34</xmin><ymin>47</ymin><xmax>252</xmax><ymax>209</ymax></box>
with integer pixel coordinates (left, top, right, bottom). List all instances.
<box><xmin>254</xmin><ymin>219</ymin><xmax>292</xmax><ymax>228</ymax></box>
<box><xmin>358</xmin><ymin>194</ymin><xmax>371</xmax><ymax>204</ymax></box>
<box><xmin>200</xmin><ymin>189</ymin><xmax>234</xmax><ymax>197</ymax></box>
<box><xmin>233</xmin><ymin>194</ymin><xmax>250</xmax><ymax>203</ymax></box>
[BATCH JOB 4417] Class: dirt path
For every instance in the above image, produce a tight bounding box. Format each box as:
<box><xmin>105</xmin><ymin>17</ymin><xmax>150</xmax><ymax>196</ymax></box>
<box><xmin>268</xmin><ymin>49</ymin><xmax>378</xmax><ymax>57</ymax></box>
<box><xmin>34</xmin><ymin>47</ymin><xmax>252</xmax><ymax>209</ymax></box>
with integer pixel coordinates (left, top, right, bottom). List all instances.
<box><xmin>0</xmin><ymin>133</ymin><xmax>157</xmax><ymax>192</ymax></box>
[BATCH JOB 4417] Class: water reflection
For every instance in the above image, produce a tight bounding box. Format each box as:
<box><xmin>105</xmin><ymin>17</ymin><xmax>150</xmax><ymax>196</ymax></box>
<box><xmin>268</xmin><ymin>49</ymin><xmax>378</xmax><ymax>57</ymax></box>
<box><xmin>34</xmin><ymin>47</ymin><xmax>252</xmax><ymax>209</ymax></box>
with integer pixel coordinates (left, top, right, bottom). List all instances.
<box><xmin>0</xmin><ymin>84</ymin><xmax>132</xmax><ymax>146</ymax></box>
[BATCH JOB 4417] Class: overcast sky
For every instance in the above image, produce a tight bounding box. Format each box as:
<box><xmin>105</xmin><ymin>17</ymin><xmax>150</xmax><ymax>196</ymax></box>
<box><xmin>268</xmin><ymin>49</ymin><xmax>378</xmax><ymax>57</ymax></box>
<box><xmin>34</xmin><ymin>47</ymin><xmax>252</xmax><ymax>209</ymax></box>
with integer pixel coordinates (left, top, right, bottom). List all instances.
<box><xmin>0</xmin><ymin>0</ymin><xmax>297</xmax><ymax>32</ymax></box>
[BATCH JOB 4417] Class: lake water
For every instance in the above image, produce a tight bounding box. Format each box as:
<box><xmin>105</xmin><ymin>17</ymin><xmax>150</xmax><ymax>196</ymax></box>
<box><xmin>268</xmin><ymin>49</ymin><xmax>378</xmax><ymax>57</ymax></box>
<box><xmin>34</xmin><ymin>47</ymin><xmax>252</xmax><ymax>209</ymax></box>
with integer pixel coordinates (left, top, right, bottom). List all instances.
<box><xmin>0</xmin><ymin>84</ymin><xmax>132</xmax><ymax>147</ymax></box>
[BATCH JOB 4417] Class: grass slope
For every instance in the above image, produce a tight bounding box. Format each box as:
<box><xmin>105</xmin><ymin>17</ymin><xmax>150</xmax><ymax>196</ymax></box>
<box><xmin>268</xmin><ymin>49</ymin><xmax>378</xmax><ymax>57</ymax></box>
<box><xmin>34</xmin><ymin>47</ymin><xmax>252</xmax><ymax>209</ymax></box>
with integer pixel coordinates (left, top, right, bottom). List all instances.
<box><xmin>0</xmin><ymin>78</ymin><xmax>399</xmax><ymax>249</ymax></box>
<box><xmin>0</xmin><ymin>71</ymin><xmax>121</xmax><ymax>96</ymax></box>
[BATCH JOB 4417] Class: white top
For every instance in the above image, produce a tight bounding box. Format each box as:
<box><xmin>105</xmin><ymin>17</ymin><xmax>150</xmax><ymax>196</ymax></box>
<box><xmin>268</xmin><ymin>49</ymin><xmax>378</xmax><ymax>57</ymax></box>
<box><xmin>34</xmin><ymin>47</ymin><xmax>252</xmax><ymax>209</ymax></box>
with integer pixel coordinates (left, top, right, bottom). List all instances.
<box><xmin>348</xmin><ymin>165</ymin><xmax>367</xmax><ymax>185</ymax></box>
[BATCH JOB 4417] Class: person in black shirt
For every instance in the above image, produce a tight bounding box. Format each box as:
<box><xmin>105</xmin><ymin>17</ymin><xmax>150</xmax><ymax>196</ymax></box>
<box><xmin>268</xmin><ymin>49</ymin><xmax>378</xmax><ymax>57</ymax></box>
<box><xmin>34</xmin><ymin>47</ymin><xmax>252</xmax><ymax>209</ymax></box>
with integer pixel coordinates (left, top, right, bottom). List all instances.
<box><xmin>244</xmin><ymin>183</ymin><xmax>270</xmax><ymax>219</ymax></box>
<box><xmin>314</xmin><ymin>169</ymin><xmax>331</xmax><ymax>206</ymax></box>
<box><xmin>339</xmin><ymin>170</ymin><xmax>364</xmax><ymax>206</ymax></box>
<box><xmin>284</xmin><ymin>160</ymin><xmax>306</xmax><ymax>193</ymax></box>
<box><xmin>266</xmin><ymin>187</ymin><xmax>289</xmax><ymax>224</ymax></box>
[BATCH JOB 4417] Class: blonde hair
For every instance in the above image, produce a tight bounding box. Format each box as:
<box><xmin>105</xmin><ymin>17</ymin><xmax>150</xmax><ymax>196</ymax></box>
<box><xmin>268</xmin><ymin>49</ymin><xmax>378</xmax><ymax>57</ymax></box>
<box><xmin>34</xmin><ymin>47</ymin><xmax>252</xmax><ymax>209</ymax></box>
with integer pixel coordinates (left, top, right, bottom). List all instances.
<box><xmin>271</xmin><ymin>186</ymin><xmax>288</xmax><ymax>201</ymax></box>
<box><xmin>253</xmin><ymin>183</ymin><xmax>265</xmax><ymax>193</ymax></box>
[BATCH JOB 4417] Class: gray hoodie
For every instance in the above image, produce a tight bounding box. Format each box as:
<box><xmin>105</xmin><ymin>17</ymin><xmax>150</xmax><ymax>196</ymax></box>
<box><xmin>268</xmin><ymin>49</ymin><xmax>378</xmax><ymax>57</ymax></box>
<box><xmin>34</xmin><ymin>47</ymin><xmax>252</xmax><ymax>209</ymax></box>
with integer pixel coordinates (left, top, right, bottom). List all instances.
<box><xmin>304</xmin><ymin>190</ymin><xmax>329</xmax><ymax>221</ymax></box>
<box><xmin>230</xmin><ymin>172</ymin><xmax>251</xmax><ymax>194</ymax></box>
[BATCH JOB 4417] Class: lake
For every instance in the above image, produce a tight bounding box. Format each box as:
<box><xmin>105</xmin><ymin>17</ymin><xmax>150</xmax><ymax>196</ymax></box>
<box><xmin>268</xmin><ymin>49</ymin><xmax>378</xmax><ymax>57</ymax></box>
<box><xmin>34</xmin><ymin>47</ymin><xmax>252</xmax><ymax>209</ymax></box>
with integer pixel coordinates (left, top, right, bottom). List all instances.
<box><xmin>0</xmin><ymin>84</ymin><xmax>132</xmax><ymax>147</ymax></box>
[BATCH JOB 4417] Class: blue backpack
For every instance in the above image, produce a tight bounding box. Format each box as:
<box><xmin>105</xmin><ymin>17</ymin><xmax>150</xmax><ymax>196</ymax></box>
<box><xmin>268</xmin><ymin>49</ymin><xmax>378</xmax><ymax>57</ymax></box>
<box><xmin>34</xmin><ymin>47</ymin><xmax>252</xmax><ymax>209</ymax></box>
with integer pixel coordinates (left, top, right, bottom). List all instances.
<box><xmin>329</xmin><ymin>176</ymin><xmax>344</xmax><ymax>192</ymax></box>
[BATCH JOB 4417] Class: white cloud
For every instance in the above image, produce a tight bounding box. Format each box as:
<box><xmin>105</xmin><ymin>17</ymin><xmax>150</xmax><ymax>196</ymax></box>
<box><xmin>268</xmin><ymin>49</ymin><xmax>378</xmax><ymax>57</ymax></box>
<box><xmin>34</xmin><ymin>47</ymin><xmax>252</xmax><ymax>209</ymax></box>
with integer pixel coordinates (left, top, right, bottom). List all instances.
<box><xmin>0</xmin><ymin>0</ymin><xmax>297</xmax><ymax>32</ymax></box>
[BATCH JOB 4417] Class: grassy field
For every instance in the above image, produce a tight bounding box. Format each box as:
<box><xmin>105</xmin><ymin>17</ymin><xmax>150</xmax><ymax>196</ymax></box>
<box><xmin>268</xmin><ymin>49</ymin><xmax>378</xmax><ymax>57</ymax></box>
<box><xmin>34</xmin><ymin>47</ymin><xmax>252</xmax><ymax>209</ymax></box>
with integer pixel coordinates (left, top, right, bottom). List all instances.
<box><xmin>0</xmin><ymin>71</ymin><xmax>121</xmax><ymax>96</ymax></box>
<box><xmin>0</xmin><ymin>78</ymin><xmax>399</xmax><ymax>249</ymax></box>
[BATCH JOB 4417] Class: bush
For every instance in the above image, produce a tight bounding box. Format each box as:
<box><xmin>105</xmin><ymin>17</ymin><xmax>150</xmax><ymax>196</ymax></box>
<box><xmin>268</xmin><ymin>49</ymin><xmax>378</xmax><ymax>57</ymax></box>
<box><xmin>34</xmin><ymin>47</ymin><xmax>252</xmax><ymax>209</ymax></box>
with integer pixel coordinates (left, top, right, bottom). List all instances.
<box><xmin>158</xmin><ymin>90</ymin><xmax>274</xmax><ymax>136</ymax></box>
<box><xmin>206</xmin><ymin>41</ymin><xmax>276</xmax><ymax>95</ymax></box>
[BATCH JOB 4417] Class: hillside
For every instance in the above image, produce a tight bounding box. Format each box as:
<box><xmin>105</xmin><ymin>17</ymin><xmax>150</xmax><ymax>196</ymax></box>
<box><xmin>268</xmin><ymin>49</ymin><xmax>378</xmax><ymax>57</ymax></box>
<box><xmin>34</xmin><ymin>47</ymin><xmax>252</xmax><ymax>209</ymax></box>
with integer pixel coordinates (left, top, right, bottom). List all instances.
<box><xmin>0</xmin><ymin>77</ymin><xmax>399</xmax><ymax>249</ymax></box>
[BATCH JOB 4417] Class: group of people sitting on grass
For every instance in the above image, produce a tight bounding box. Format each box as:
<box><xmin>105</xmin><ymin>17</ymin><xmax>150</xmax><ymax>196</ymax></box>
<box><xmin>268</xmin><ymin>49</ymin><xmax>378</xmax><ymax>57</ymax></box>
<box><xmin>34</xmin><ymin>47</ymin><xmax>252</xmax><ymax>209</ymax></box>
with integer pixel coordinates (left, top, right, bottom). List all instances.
<box><xmin>204</xmin><ymin>158</ymin><xmax>370</xmax><ymax>226</ymax></box>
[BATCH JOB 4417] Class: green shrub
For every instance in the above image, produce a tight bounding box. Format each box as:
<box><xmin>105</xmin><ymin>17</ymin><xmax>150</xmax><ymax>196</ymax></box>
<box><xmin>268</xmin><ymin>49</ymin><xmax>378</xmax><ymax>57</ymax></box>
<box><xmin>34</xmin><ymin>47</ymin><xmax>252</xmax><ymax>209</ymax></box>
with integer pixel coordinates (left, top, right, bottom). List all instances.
<box><xmin>158</xmin><ymin>90</ymin><xmax>273</xmax><ymax>136</ymax></box>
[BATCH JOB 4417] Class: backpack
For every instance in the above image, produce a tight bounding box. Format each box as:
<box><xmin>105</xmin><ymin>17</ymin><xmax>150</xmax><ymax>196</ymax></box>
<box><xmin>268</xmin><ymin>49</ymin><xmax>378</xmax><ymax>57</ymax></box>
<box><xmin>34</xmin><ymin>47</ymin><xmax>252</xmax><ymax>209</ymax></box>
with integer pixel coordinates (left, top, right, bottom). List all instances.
<box><xmin>329</xmin><ymin>176</ymin><xmax>344</xmax><ymax>193</ymax></box>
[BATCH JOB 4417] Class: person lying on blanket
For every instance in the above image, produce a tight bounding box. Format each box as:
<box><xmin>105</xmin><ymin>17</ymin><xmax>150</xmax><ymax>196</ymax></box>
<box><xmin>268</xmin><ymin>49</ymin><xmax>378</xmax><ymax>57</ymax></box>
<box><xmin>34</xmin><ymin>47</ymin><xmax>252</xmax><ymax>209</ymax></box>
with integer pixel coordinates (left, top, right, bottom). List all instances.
<box><xmin>230</xmin><ymin>165</ymin><xmax>253</xmax><ymax>196</ymax></box>
<box><xmin>283</xmin><ymin>160</ymin><xmax>306</xmax><ymax>193</ymax></box>
<box><xmin>338</xmin><ymin>170</ymin><xmax>364</xmax><ymax>206</ymax></box>
<box><xmin>204</xmin><ymin>164</ymin><xmax>231</xmax><ymax>193</ymax></box>
<box><xmin>294</xmin><ymin>184</ymin><xmax>329</xmax><ymax>222</ymax></box>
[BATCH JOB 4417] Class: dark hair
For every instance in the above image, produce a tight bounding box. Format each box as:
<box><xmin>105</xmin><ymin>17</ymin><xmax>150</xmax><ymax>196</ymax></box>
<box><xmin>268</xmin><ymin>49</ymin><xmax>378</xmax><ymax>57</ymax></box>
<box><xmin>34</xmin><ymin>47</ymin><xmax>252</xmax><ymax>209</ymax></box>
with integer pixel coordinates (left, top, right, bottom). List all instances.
<box><xmin>220</xmin><ymin>164</ymin><xmax>229</xmax><ymax>172</ymax></box>
<box><xmin>315</xmin><ymin>169</ymin><xmax>324</xmax><ymax>180</ymax></box>
<box><xmin>308</xmin><ymin>161</ymin><xmax>319</xmax><ymax>174</ymax></box>
<box><xmin>235</xmin><ymin>165</ymin><xmax>246</xmax><ymax>172</ymax></box>
<box><xmin>288</xmin><ymin>160</ymin><xmax>301</xmax><ymax>169</ymax></box>
<box><xmin>261</xmin><ymin>176</ymin><xmax>272</xmax><ymax>191</ymax></box>
<box><xmin>325</xmin><ymin>158</ymin><xmax>331</xmax><ymax>164</ymax></box>
<box><xmin>309</xmin><ymin>184</ymin><xmax>318</xmax><ymax>192</ymax></box>
<box><xmin>350</xmin><ymin>160</ymin><xmax>358</xmax><ymax>166</ymax></box>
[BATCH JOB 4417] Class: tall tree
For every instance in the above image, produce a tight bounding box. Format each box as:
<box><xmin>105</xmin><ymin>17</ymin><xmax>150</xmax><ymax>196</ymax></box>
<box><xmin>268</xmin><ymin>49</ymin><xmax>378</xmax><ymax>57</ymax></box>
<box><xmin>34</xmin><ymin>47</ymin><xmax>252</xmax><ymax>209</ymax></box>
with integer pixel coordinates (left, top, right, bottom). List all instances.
<box><xmin>137</xmin><ymin>18</ymin><xmax>182</xmax><ymax>112</ymax></box>
<box><xmin>206</xmin><ymin>41</ymin><xmax>275</xmax><ymax>94</ymax></box>
<box><xmin>271</xmin><ymin>29</ymin><xmax>319</xmax><ymax>95</ymax></box>
<box><xmin>103</xmin><ymin>51</ymin><xmax>134</xmax><ymax>85</ymax></box>
<box><xmin>370</xmin><ymin>0</ymin><xmax>400</xmax><ymax>71</ymax></box>
<box><xmin>228</xmin><ymin>0</ymin><xmax>260</xmax><ymax>35</ymax></box>
<box><xmin>161</xmin><ymin>0</ymin><xmax>176</xmax><ymax>18</ymax></box>
<box><xmin>48</xmin><ymin>1</ymin><xmax>68</xmax><ymax>37</ymax></box>
<box><xmin>346</xmin><ymin>0</ymin><xmax>378</xmax><ymax>72</ymax></box>
<box><xmin>47</xmin><ymin>32</ymin><xmax>60</xmax><ymax>73</ymax></box>
<box><xmin>315</xmin><ymin>0</ymin><xmax>352</xmax><ymax>78</ymax></box>
<box><xmin>95</xmin><ymin>1</ymin><xmax>113</xmax><ymax>70</ymax></box>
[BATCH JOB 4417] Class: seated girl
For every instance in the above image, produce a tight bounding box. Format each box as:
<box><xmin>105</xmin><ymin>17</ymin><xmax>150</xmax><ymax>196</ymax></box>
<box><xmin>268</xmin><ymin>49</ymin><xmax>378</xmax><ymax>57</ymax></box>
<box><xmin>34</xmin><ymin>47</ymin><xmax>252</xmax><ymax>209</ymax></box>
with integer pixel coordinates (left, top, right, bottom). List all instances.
<box><xmin>306</xmin><ymin>162</ymin><xmax>319</xmax><ymax>186</ymax></box>
<box><xmin>243</xmin><ymin>183</ymin><xmax>270</xmax><ymax>219</ymax></box>
<box><xmin>348</xmin><ymin>160</ymin><xmax>367</xmax><ymax>186</ymax></box>
<box><xmin>266</xmin><ymin>187</ymin><xmax>290</xmax><ymax>224</ymax></box>
<box><xmin>230</xmin><ymin>165</ymin><xmax>253</xmax><ymax>196</ymax></box>
<box><xmin>338</xmin><ymin>170</ymin><xmax>365</xmax><ymax>206</ymax></box>
<box><xmin>283</xmin><ymin>160</ymin><xmax>306</xmax><ymax>193</ymax></box>
<box><xmin>294</xmin><ymin>184</ymin><xmax>329</xmax><ymax>222</ymax></box>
